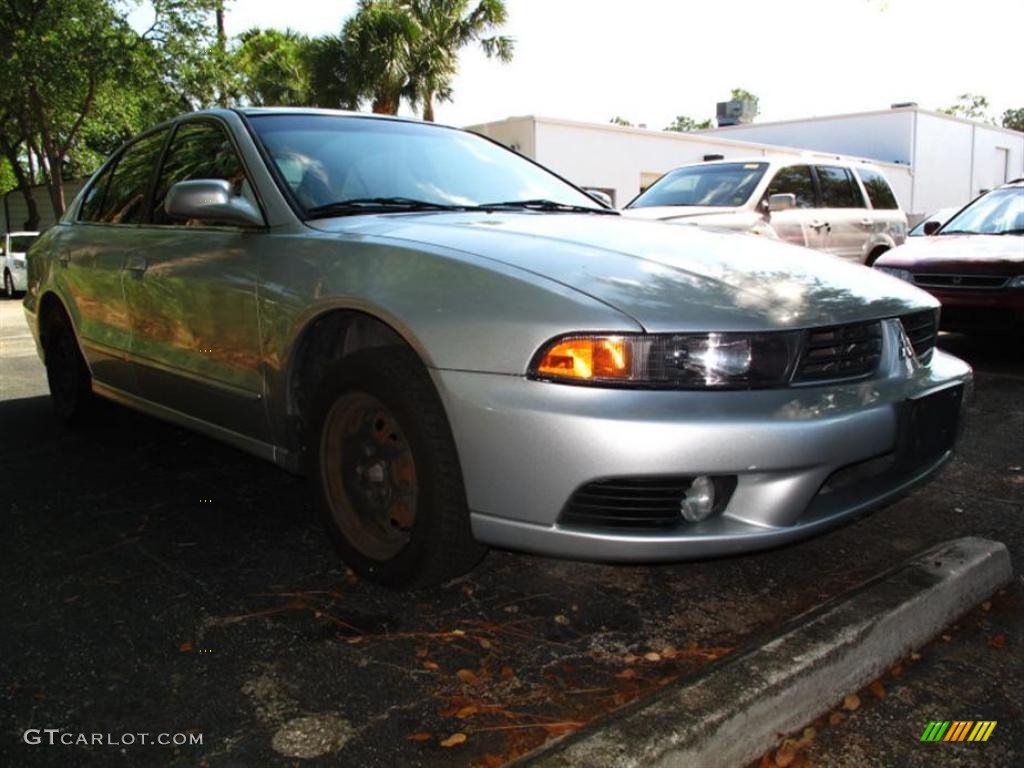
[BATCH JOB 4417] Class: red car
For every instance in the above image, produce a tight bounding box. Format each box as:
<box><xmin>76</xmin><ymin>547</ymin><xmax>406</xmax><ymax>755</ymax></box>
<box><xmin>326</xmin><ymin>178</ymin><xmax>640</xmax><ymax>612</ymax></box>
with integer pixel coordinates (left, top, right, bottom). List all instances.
<box><xmin>874</xmin><ymin>180</ymin><xmax>1024</xmax><ymax>334</ymax></box>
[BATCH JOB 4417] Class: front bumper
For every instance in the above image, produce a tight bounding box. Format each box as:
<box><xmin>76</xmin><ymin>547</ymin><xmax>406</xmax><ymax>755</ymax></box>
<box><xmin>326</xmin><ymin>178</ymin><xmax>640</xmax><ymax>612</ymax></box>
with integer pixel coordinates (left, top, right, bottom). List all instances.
<box><xmin>927</xmin><ymin>288</ymin><xmax>1024</xmax><ymax>333</ymax></box>
<box><xmin>433</xmin><ymin>319</ymin><xmax>972</xmax><ymax>562</ymax></box>
<box><xmin>7</xmin><ymin>263</ymin><xmax>28</xmax><ymax>292</ymax></box>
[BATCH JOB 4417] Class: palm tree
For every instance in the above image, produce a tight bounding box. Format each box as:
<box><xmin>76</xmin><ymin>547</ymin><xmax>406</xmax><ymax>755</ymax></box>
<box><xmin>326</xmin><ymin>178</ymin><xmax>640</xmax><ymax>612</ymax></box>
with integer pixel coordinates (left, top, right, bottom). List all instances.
<box><xmin>235</xmin><ymin>28</ymin><xmax>314</xmax><ymax>106</ymax></box>
<box><xmin>401</xmin><ymin>0</ymin><xmax>514</xmax><ymax>122</ymax></box>
<box><xmin>341</xmin><ymin>0</ymin><xmax>421</xmax><ymax>115</ymax></box>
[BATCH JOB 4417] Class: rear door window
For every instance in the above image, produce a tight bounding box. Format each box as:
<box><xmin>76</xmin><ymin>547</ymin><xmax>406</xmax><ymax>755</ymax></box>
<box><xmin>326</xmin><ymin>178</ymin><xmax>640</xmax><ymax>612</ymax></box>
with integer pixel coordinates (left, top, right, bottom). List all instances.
<box><xmin>816</xmin><ymin>165</ymin><xmax>865</xmax><ymax>208</ymax></box>
<box><xmin>764</xmin><ymin>165</ymin><xmax>816</xmax><ymax>208</ymax></box>
<box><xmin>78</xmin><ymin>161</ymin><xmax>118</xmax><ymax>223</ymax></box>
<box><xmin>856</xmin><ymin>167</ymin><xmax>900</xmax><ymax>209</ymax></box>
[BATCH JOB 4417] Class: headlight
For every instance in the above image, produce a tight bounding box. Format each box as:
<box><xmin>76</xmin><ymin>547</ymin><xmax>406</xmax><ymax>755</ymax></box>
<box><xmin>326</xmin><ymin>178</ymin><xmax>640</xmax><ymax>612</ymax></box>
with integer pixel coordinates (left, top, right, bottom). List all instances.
<box><xmin>1007</xmin><ymin>275</ymin><xmax>1024</xmax><ymax>289</ymax></box>
<box><xmin>874</xmin><ymin>266</ymin><xmax>914</xmax><ymax>283</ymax></box>
<box><xmin>529</xmin><ymin>332</ymin><xmax>801</xmax><ymax>388</ymax></box>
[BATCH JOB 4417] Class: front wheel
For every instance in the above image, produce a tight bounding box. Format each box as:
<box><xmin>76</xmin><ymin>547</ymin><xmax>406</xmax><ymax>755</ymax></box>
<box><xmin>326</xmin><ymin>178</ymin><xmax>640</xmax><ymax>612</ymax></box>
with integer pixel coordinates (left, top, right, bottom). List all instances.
<box><xmin>2</xmin><ymin>271</ymin><xmax>14</xmax><ymax>299</ymax></box>
<box><xmin>308</xmin><ymin>347</ymin><xmax>486</xmax><ymax>588</ymax></box>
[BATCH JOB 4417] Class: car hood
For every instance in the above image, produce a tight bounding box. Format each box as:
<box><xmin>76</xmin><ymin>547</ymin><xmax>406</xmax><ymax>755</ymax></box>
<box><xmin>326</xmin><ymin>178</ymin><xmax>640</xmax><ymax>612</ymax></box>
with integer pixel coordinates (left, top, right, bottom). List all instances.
<box><xmin>309</xmin><ymin>212</ymin><xmax>935</xmax><ymax>332</ymax></box>
<box><xmin>878</xmin><ymin>234</ymin><xmax>1024</xmax><ymax>269</ymax></box>
<box><xmin>621</xmin><ymin>205</ymin><xmax>743</xmax><ymax>221</ymax></box>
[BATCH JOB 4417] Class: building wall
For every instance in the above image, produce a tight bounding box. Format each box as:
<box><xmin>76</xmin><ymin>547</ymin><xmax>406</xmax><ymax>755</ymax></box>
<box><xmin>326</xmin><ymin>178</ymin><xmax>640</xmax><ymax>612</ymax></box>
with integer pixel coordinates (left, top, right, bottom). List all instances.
<box><xmin>1</xmin><ymin>179</ymin><xmax>85</xmax><ymax>233</ymax></box>
<box><xmin>703</xmin><ymin>108</ymin><xmax>1024</xmax><ymax>217</ymax></box>
<box><xmin>703</xmin><ymin>110</ymin><xmax>916</xmax><ymax>166</ymax></box>
<box><xmin>469</xmin><ymin>116</ymin><xmax>913</xmax><ymax>214</ymax></box>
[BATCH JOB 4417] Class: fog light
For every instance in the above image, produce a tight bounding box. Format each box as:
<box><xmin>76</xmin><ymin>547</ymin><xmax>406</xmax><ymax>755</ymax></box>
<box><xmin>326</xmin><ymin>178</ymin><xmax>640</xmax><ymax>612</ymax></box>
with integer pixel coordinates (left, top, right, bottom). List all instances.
<box><xmin>680</xmin><ymin>476</ymin><xmax>716</xmax><ymax>522</ymax></box>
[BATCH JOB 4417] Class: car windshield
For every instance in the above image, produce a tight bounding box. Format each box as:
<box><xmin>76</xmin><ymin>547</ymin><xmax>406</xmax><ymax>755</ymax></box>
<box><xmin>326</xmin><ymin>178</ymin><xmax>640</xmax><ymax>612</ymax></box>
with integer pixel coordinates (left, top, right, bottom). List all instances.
<box><xmin>8</xmin><ymin>235</ymin><xmax>37</xmax><ymax>253</ymax></box>
<box><xmin>247</xmin><ymin>114</ymin><xmax>605</xmax><ymax>215</ymax></box>
<box><xmin>627</xmin><ymin>162</ymin><xmax>768</xmax><ymax>209</ymax></box>
<box><xmin>939</xmin><ymin>187</ymin><xmax>1024</xmax><ymax>235</ymax></box>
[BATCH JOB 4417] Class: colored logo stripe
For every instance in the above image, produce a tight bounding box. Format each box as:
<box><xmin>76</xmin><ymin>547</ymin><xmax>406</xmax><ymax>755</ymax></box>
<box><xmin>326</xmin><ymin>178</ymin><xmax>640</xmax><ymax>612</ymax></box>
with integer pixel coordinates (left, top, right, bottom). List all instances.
<box><xmin>945</xmin><ymin>721</ymin><xmax>972</xmax><ymax>741</ymax></box>
<box><xmin>969</xmin><ymin>722</ymin><xmax>997</xmax><ymax>742</ymax></box>
<box><xmin>921</xmin><ymin>720</ymin><xmax>996</xmax><ymax>742</ymax></box>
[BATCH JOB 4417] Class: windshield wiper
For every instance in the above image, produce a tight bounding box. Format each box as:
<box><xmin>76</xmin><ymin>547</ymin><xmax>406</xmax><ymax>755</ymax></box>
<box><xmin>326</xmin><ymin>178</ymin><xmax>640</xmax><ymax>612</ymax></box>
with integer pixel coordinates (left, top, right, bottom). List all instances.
<box><xmin>306</xmin><ymin>197</ymin><xmax>469</xmax><ymax>217</ymax></box>
<box><xmin>995</xmin><ymin>228</ymin><xmax>1024</xmax><ymax>235</ymax></box>
<box><xmin>477</xmin><ymin>198</ymin><xmax>617</xmax><ymax>215</ymax></box>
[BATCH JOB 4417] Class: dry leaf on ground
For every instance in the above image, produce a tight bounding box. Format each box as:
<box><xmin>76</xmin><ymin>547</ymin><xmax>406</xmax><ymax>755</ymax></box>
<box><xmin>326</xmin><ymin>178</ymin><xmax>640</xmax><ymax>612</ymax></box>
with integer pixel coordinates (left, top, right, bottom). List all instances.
<box><xmin>406</xmin><ymin>732</ymin><xmax>432</xmax><ymax>742</ymax></box>
<box><xmin>842</xmin><ymin>693</ymin><xmax>861</xmax><ymax>711</ymax></box>
<box><xmin>440</xmin><ymin>733</ymin><xmax>467</xmax><ymax>748</ymax></box>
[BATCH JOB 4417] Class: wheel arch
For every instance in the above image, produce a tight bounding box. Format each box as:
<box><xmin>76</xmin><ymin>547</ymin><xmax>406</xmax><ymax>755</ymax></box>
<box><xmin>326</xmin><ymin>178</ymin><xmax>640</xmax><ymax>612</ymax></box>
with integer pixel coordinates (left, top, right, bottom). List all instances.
<box><xmin>282</xmin><ymin>305</ymin><xmax>436</xmax><ymax>458</ymax></box>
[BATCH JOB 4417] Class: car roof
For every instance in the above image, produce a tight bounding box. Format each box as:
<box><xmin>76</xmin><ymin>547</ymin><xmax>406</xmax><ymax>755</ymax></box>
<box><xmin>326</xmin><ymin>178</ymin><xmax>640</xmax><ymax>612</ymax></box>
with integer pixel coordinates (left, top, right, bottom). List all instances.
<box><xmin>662</xmin><ymin>156</ymin><xmax>885</xmax><ymax>173</ymax></box>
<box><xmin>234</xmin><ymin>106</ymin><xmax>459</xmax><ymax>130</ymax></box>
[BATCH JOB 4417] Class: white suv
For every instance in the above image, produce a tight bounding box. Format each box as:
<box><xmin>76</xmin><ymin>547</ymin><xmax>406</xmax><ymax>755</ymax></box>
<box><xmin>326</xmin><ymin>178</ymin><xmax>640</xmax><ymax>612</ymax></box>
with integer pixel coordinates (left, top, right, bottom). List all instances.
<box><xmin>623</xmin><ymin>158</ymin><xmax>907</xmax><ymax>265</ymax></box>
<box><xmin>2</xmin><ymin>231</ymin><xmax>39</xmax><ymax>298</ymax></box>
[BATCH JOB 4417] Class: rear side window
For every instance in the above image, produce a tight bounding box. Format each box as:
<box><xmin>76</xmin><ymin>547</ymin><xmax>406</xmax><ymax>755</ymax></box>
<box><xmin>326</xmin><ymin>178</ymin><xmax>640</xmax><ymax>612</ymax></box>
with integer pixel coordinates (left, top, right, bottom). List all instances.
<box><xmin>856</xmin><ymin>167</ymin><xmax>900</xmax><ymax>209</ymax></box>
<box><xmin>765</xmin><ymin>165</ymin><xmax>816</xmax><ymax>208</ymax></box>
<box><xmin>150</xmin><ymin>121</ymin><xmax>255</xmax><ymax>226</ymax></box>
<box><xmin>78</xmin><ymin>162</ymin><xmax>117</xmax><ymax>222</ymax></box>
<box><xmin>816</xmin><ymin>166</ymin><xmax>865</xmax><ymax>208</ymax></box>
<box><xmin>91</xmin><ymin>130</ymin><xmax>169</xmax><ymax>225</ymax></box>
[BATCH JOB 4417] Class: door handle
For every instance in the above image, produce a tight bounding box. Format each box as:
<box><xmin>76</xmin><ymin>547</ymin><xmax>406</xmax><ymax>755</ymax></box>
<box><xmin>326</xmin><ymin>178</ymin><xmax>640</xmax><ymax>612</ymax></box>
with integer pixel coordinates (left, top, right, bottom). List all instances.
<box><xmin>859</xmin><ymin>218</ymin><xmax>874</xmax><ymax>227</ymax></box>
<box><xmin>124</xmin><ymin>255</ymin><xmax>148</xmax><ymax>276</ymax></box>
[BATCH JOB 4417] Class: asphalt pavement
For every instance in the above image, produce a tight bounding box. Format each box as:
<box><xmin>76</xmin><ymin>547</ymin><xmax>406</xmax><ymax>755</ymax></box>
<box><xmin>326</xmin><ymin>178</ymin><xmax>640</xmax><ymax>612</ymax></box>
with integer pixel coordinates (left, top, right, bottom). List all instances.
<box><xmin>0</xmin><ymin>298</ymin><xmax>1021</xmax><ymax>768</ymax></box>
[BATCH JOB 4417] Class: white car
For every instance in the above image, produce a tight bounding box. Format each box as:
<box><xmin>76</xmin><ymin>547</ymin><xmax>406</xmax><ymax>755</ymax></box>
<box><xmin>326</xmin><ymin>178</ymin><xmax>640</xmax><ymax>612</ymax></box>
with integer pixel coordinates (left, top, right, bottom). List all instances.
<box><xmin>623</xmin><ymin>158</ymin><xmax>907</xmax><ymax>265</ymax></box>
<box><xmin>2</xmin><ymin>231</ymin><xmax>39</xmax><ymax>298</ymax></box>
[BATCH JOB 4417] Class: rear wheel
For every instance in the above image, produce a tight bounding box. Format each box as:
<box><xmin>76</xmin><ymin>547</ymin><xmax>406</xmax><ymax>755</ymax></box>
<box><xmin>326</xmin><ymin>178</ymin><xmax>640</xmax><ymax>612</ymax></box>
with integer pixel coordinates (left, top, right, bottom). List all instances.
<box><xmin>308</xmin><ymin>347</ymin><xmax>486</xmax><ymax>588</ymax></box>
<box><xmin>2</xmin><ymin>271</ymin><xmax>14</xmax><ymax>299</ymax></box>
<box><xmin>43</xmin><ymin>307</ymin><xmax>97</xmax><ymax>425</ymax></box>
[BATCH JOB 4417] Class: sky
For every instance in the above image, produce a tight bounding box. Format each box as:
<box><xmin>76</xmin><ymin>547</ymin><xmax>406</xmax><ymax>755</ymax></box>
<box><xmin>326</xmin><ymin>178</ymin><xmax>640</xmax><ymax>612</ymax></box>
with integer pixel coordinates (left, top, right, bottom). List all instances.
<box><xmin>130</xmin><ymin>0</ymin><xmax>1024</xmax><ymax>129</ymax></box>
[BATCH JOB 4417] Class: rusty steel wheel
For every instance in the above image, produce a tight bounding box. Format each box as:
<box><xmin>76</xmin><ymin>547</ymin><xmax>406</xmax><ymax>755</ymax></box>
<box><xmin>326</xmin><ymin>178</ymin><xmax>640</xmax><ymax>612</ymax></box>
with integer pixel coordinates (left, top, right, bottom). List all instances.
<box><xmin>320</xmin><ymin>392</ymin><xmax>419</xmax><ymax>561</ymax></box>
<box><xmin>308</xmin><ymin>346</ymin><xmax>486</xmax><ymax>588</ymax></box>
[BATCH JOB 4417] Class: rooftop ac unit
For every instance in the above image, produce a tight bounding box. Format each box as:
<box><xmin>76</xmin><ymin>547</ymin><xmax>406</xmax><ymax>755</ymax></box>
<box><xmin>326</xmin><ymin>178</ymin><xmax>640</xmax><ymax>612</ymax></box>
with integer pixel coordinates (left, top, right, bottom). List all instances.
<box><xmin>716</xmin><ymin>100</ymin><xmax>756</xmax><ymax>127</ymax></box>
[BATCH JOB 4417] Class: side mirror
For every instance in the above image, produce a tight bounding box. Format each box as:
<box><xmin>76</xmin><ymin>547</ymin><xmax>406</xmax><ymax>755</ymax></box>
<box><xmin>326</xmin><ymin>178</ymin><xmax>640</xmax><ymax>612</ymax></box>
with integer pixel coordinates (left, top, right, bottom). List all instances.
<box><xmin>165</xmin><ymin>179</ymin><xmax>264</xmax><ymax>228</ymax></box>
<box><xmin>923</xmin><ymin>220</ymin><xmax>941</xmax><ymax>236</ymax></box>
<box><xmin>767</xmin><ymin>193</ymin><xmax>796</xmax><ymax>213</ymax></box>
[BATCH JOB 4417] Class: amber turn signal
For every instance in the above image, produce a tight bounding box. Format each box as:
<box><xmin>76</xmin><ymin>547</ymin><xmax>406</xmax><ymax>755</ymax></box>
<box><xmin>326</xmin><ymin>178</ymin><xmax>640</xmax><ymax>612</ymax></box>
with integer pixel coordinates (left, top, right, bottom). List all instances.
<box><xmin>534</xmin><ymin>336</ymin><xmax>630</xmax><ymax>380</ymax></box>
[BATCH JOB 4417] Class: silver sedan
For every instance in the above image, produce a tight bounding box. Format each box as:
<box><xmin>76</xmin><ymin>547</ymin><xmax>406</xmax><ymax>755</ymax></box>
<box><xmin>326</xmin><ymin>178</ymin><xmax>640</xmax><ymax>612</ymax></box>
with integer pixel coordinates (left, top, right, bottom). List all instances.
<box><xmin>24</xmin><ymin>108</ymin><xmax>971</xmax><ymax>587</ymax></box>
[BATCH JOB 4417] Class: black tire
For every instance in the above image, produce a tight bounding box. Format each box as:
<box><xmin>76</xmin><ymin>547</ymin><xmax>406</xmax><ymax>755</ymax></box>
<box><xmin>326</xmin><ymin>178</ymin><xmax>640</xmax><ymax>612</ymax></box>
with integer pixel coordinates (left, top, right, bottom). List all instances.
<box><xmin>42</xmin><ymin>307</ymin><xmax>97</xmax><ymax>426</ymax></box>
<box><xmin>2</xmin><ymin>271</ymin><xmax>14</xmax><ymax>299</ymax></box>
<box><xmin>865</xmin><ymin>247</ymin><xmax>888</xmax><ymax>267</ymax></box>
<box><xmin>307</xmin><ymin>346</ymin><xmax>486</xmax><ymax>588</ymax></box>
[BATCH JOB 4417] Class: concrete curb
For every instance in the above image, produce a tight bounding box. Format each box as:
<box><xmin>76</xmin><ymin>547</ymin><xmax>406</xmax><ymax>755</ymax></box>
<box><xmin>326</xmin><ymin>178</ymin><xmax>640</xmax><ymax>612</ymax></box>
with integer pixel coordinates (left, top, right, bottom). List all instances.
<box><xmin>514</xmin><ymin>537</ymin><xmax>1013</xmax><ymax>768</ymax></box>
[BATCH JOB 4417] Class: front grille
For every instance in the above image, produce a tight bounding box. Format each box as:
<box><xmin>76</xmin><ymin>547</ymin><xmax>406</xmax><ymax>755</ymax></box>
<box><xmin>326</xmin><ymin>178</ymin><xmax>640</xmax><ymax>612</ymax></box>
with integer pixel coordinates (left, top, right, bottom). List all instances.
<box><xmin>560</xmin><ymin>476</ymin><xmax>738</xmax><ymax>531</ymax></box>
<box><xmin>901</xmin><ymin>310</ymin><xmax>938</xmax><ymax>364</ymax></box>
<box><xmin>792</xmin><ymin>321</ymin><xmax>882</xmax><ymax>383</ymax></box>
<box><xmin>561</xmin><ymin>477</ymin><xmax>694</xmax><ymax>530</ymax></box>
<box><xmin>913</xmin><ymin>274</ymin><xmax>1008</xmax><ymax>289</ymax></box>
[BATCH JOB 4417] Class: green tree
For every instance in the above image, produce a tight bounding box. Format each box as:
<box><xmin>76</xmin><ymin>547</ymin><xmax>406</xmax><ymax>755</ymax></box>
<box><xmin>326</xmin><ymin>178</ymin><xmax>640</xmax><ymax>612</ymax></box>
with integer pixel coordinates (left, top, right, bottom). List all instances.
<box><xmin>0</xmin><ymin>157</ymin><xmax>14</xmax><ymax>196</ymax></box>
<box><xmin>729</xmin><ymin>88</ymin><xmax>759</xmax><ymax>118</ymax></box>
<box><xmin>235</xmin><ymin>28</ymin><xmax>315</xmax><ymax>106</ymax></box>
<box><xmin>341</xmin><ymin>0</ymin><xmax>421</xmax><ymax>115</ymax></box>
<box><xmin>0</xmin><ymin>0</ymin><xmax>222</xmax><ymax>221</ymax></box>
<box><xmin>1001</xmin><ymin>108</ymin><xmax>1024</xmax><ymax>133</ymax></box>
<box><xmin>0</xmin><ymin>0</ymin><xmax>136</xmax><ymax>216</ymax></box>
<box><xmin>400</xmin><ymin>0</ymin><xmax>514</xmax><ymax>122</ymax></box>
<box><xmin>939</xmin><ymin>93</ymin><xmax>993</xmax><ymax>123</ymax></box>
<box><xmin>609</xmin><ymin>116</ymin><xmax>633</xmax><ymax>127</ymax></box>
<box><xmin>664</xmin><ymin>115</ymin><xmax>713</xmax><ymax>132</ymax></box>
<box><xmin>306</xmin><ymin>34</ymin><xmax>361</xmax><ymax>109</ymax></box>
